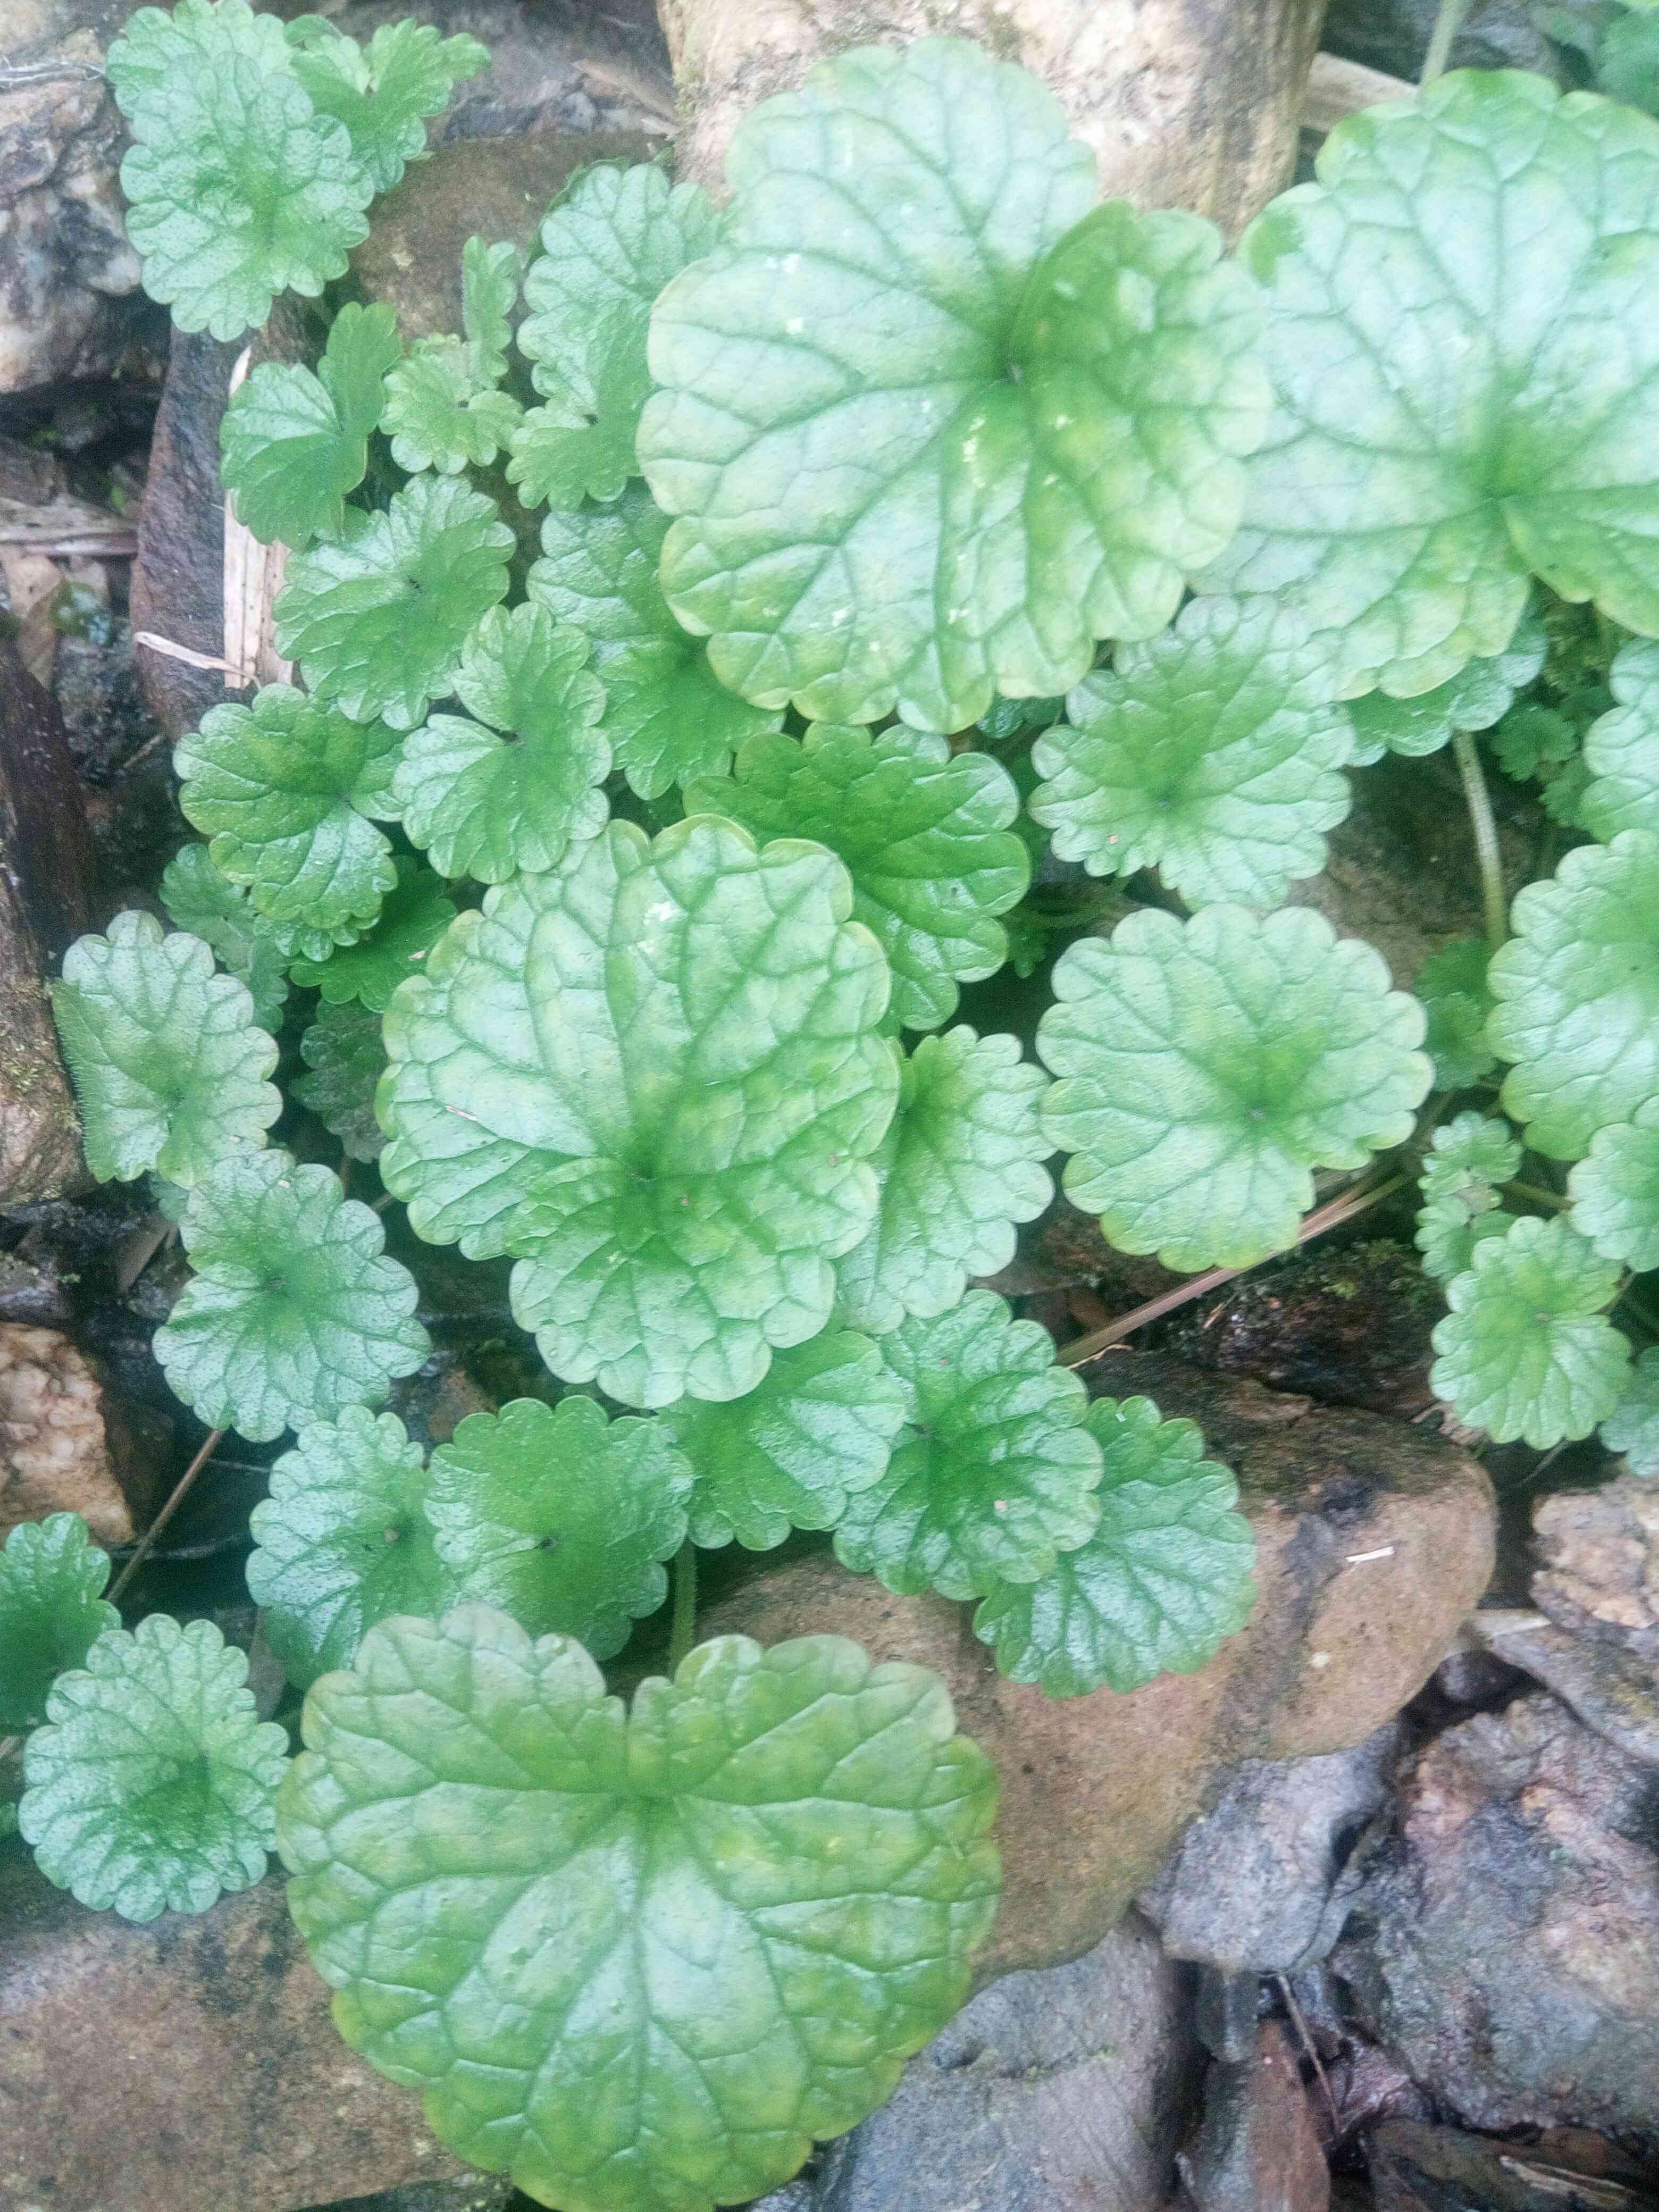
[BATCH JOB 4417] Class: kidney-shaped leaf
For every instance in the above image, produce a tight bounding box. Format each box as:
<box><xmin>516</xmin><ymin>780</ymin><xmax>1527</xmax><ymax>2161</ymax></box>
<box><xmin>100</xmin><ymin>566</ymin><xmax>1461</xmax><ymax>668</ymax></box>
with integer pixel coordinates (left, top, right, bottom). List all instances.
<box><xmin>220</xmin><ymin>301</ymin><xmax>401</xmax><ymax>548</ymax></box>
<box><xmin>0</xmin><ymin>1514</ymin><xmax>119</xmax><ymax>1735</ymax></box>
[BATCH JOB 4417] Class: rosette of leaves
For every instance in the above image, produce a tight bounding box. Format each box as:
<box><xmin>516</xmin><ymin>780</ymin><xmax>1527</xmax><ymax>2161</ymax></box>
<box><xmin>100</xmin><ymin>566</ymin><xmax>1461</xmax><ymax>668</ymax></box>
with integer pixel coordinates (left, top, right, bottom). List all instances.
<box><xmin>1345</xmin><ymin>612</ymin><xmax>1547</xmax><ymax>763</ymax></box>
<box><xmin>508</xmin><ymin>158</ymin><xmax>721</xmax><ymax>509</ymax></box>
<box><xmin>275</xmin><ymin>472</ymin><xmax>515</xmax><ymax>728</ymax></box>
<box><xmin>1200</xmin><ymin>72</ymin><xmax>1659</xmax><ymax>696</ymax></box>
<box><xmin>220</xmin><ymin>302</ymin><xmax>401</xmax><ymax>547</ymax></box>
<box><xmin>51</xmin><ymin>910</ymin><xmax>280</xmax><ymax>1186</ymax></box>
<box><xmin>973</xmin><ymin>1396</ymin><xmax>1256</xmax><ymax>1698</ymax></box>
<box><xmin>284</xmin><ymin>16</ymin><xmax>490</xmax><ymax>194</ymax></box>
<box><xmin>160</xmin><ymin>842</ymin><xmax>291</xmax><ymax>1030</ymax></box>
<box><xmin>1430</xmin><ymin>1213</ymin><xmax>1632</xmax><ymax>1448</ymax></box>
<box><xmin>1028</xmin><ymin>597</ymin><xmax>1353</xmax><ymax>908</ymax></box>
<box><xmin>833</xmin><ymin>1291</ymin><xmax>1102</xmax><ymax>1601</ymax></box>
<box><xmin>0</xmin><ymin>1514</ymin><xmax>119</xmax><ymax>1734</ymax></box>
<box><xmin>1602</xmin><ymin>1346</ymin><xmax>1659</xmax><ymax>1474</ymax></box>
<box><xmin>835</xmin><ymin>1027</ymin><xmax>1052</xmax><ymax>1335</ymax></box>
<box><xmin>1414</xmin><ymin>936</ymin><xmax>1498</xmax><ymax>1091</ymax></box>
<box><xmin>1039</xmin><ymin>907</ymin><xmax>1431</xmax><ymax>1273</ymax></box>
<box><xmin>1569</xmin><ymin>1096</ymin><xmax>1659</xmax><ymax>1271</ymax></box>
<box><xmin>1579</xmin><ymin>640</ymin><xmax>1659</xmax><ymax>841</ymax></box>
<box><xmin>278</xmin><ymin>1610</ymin><xmax>1000</xmax><ymax>2211</ymax></box>
<box><xmin>688</xmin><ymin>725</ymin><xmax>1027</xmax><ymax>1030</ymax></box>
<box><xmin>294</xmin><ymin>1002</ymin><xmax>387</xmax><ymax>1163</ymax></box>
<box><xmin>155</xmin><ymin>1149</ymin><xmax>429</xmax><ymax>1442</ymax></box>
<box><xmin>424</xmin><ymin>1397</ymin><xmax>692</xmax><ymax>1658</ymax></box>
<box><xmin>380</xmin><ymin>237</ymin><xmax>523</xmax><ymax>474</ymax></box>
<box><xmin>247</xmin><ymin>1410</ymin><xmax>458</xmax><ymax>1688</ymax></box>
<box><xmin>660</xmin><ymin>1330</ymin><xmax>906</xmax><ymax>1551</ymax></box>
<box><xmin>288</xmin><ymin>858</ymin><xmax>456</xmax><ymax>1010</ymax></box>
<box><xmin>175</xmin><ymin>685</ymin><xmax>403</xmax><ymax>954</ymax></box>
<box><xmin>1489</xmin><ymin>830</ymin><xmax>1659</xmax><ymax>1159</ymax></box>
<box><xmin>638</xmin><ymin>37</ymin><xmax>1268</xmax><ymax>731</ymax></box>
<box><xmin>105</xmin><ymin>0</ymin><xmax>375</xmax><ymax>338</ymax></box>
<box><xmin>391</xmin><ymin>604</ymin><xmax>610</xmax><ymax>882</ymax></box>
<box><xmin>1414</xmin><ymin>1111</ymin><xmax>1520</xmax><ymax>1283</ymax></box>
<box><xmin>527</xmin><ymin>485</ymin><xmax>783</xmax><ymax>798</ymax></box>
<box><xmin>20</xmin><ymin>1614</ymin><xmax>290</xmax><ymax>1922</ymax></box>
<box><xmin>380</xmin><ymin>818</ymin><xmax>898</xmax><ymax>1405</ymax></box>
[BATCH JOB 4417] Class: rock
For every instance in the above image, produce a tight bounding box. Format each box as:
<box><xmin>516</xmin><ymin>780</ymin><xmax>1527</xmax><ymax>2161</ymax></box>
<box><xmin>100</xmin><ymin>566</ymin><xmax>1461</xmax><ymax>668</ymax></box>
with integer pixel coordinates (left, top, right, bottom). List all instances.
<box><xmin>310</xmin><ymin>2177</ymin><xmax>517</xmax><ymax>2212</ymax></box>
<box><xmin>0</xmin><ymin>1858</ymin><xmax>475</xmax><ymax>2212</ymax></box>
<box><xmin>1138</xmin><ymin>1720</ymin><xmax>1400</xmax><ymax>1973</ymax></box>
<box><xmin>977</xmin><ymin>1192</ymin><xmax>1179</xmax><ymax>1305</ymax></box>
<box><xmin>1321</xmin><ymin>0</ymin><xmax>1561</xmax><ymax>84</ymax></box>
<box><xmin>0</xmin><ymin>1322</ymin><xmax>138</xmax><ymax>1544</ymax></box>
<box><xmin>702</xmin><ymin>1353</ymin><xmax>1496</xmax><ymax>1984</ymax></box>
<box><xmin>1177</xmin><ymin>2021</ymin><xmax>1330</xmax><ymax>2212</ymax></box>
<box><xmin>1531</xmin><ymin>1474</ymin><xmax>1659</xmax><ymax>1662</ymax></box>
<box><xmin>1367</xmin><ymin>2118</ymin><xmax>1659</xmax><ymax>2212</ymax></box>
<box><xmin>1469</xmin><ymin>1610</ymin><xmax>1659</xmax><ymax>1773</ymax></box>
<box><xmin>0</xmin><ymin>0</ymin><xmax>165</xmax><ymax>395</ymax></box>
<box><xmin>1333</xmin><ymin>1691</ymin><xmax>1659</xmax><ymax>2147</ymax></box>
<box><xmin>750</xmin><ymin>1914</ymin><xmax>1201</xmax><ymax>2212</ymax></box>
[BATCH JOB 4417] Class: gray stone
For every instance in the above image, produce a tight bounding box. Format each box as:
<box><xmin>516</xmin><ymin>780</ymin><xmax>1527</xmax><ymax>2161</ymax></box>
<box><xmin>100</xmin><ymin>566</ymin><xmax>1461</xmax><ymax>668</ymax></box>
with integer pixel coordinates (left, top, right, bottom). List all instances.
<box><xmin>1532</xmin><ymin>1475</ymin><xmax>1659</xmax><ymax>1663</ymax></box>
<box><xmin>1178</xmin><ymin>2022</ymin><xmax>1330</xmax><ymax>2212</ymax></box>
<box><xmin>1367</xmin><ymin>2118</ymin><xmax>1659</xmax><ymax>2212</ymax></box>
<box><xmin>307</xmin><ymin>2178</ymin><xmax>516</xmax><ymax>2212</ymax></box>
<box><xmin>1321</xmin><ymin>0</ymin><xmax>1562</xmax><ymax>83</ymax></box>
<box><xmin>1470</xmin><ymin>1611</ymin><xmax>1659</xmax><ymax>1772</ymax></box>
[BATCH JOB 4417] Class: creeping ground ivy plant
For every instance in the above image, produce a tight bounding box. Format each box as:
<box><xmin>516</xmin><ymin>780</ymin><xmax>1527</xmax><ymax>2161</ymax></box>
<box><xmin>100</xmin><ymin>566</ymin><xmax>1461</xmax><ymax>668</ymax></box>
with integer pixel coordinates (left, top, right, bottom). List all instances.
<box><xmin>12</xmin><ymin>8</ymin><xmax>1659</xmax><ymax>2205</ymax></box>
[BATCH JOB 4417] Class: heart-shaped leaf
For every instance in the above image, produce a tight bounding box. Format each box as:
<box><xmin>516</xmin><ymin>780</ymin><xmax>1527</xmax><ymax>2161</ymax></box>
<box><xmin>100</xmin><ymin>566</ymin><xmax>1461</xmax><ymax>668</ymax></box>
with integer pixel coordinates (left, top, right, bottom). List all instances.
<box><xmin>0</xmin><ymin>1514</ymin><xmax>119</xmax><ymax>1735</ymax></box>
<box><xmin>294</xmin><ymin>1000</ymin><xmax>386</xmax><ymax>1162</ymax></box>
<box><xmin>380</xmin><ymin>238</ymin><xmax>524</xmax><ymax>474</ymax></box>
<box><xmin>220</xmin><ymin>301</ymin><xmax>401</xmax><ymax>548</ymax></box>
<box><xmin>286</xmin><ymin>16</ymin><xmax>489</xmax><ymax>194</ymax></box>
<box><xmin>288</xmin><ymin>858</ymin><xmax>457</xmax><ymax>1010</ymax></box>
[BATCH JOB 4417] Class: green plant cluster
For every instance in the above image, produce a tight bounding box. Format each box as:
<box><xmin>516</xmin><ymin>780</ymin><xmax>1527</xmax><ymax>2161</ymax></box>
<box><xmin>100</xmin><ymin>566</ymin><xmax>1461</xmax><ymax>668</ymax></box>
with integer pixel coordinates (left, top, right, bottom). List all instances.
<box><xmin>9</xmin><ymin>10</ymin><xmax>1659</xmax><ymax>2206</ymax></box>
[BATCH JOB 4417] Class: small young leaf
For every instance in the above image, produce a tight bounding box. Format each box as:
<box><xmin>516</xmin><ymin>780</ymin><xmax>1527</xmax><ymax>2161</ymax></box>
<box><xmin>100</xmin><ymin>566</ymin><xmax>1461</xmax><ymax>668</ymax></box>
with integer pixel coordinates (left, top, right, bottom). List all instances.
<box><xmin>52</xmin><ymin>911</ymin><xmax>281</xmax><ymax>1186</ymax></box>
<box><xmin>661</xmin><ymin>1330</ymin><xmax>906</xmax><ymax>1551</ymax></box>
<box><xmin>20</xmin><ymin>1614</ymin><xmax>290</xmax><ymax>1921</ymax></box>
<box><xmin>1040</xmin><ymin>907</ymin><xmax>1431</xmax><ymax>1273</ymax></box>
<box><xmin>1414</xmin><ymin>935</ymin><xmax>1497</xmax><ymax>1092</ymax></box>
<box><xmin>1568</xmin><ymin>1095</ymin><xmax>1659</xmax><ymax>1271</ymax></box>
<box><xmin>1345</xmin><ymin>612</ymin><xmax>1546</xmax><ymax>763</ymax></box>
<box><xmin>1430</xmin><ymin>1213</ymin><xmax>1631</xmax><ymax>1448</ymax></box>
<box><xmin>1414</xmin><ymin>1111</ymin><xmax>1521</xmax><ymax>1284</ymax></box>
<box><xmin>391</xmin><ymin>604</ymin><xmax>610</xmax><ymax>881</ymax></box>
<box><xmin>1490</xmin><ymin>701</ymin><xmax>1581</xmax><ymax>783</ymax></box>
<box><xmin>1601</xmin><ymin>1346</ymin><xmax>1659</xmax><ymax>1474</ymax></box>
<box><xmin>971</xmin><ymin>1396</ymin><xmax>1256</xmax><ymax>1698</ymax></box>
<box><xmin>1580</xmin><ymin>640</ymin><xmax>1659</xmax><ymax>841</ymax></box>
<box><xmin>247</xmin><ymin>1410</ymin><xmax>456</xmax><ymax>1689</ymax></box>
<box><xmin>1029</xmin><ymin>598</ymin><xmax>1353</xmax><ymax>908</ymax></box>
<box><xmin>293</xmin><ymin>1000</ymin><xmax>387</xmax><ymax>1162</ymax></box>
<box><xmin>425</xmin><ymin>1397</ymin><xmax>691</xmax><ymax>1659</ymax></box>
<box><xmin>686</xmin><ymin>723</ymin><xmax>1029</xmax><ymax>1030</ymax></box>
<box><xmin>1489</xmin><ymin>830</ymin><xmax>1659</xmax><ymax>1160</ymax></box>
<box><xmin>639</xmin><ymin>38</ymin><xmax>1267</xmax><ymax>730</ymax></box>
<box><xmin>0</xmin><ymin>1514</ymin><xmax>119</xmax><ymax>1734</ymax></box>
<box><xmin>380</xmin><ymin>238</ymin><xmax>524</xmax><ymax>474</ymax></box>
<box><xmin>527</xmin><ymin>485</ymin><xmax>782</xmax><ymax>798</ymax></box>
<box><xmin>275</xmin><ymin>473</ymin><xmax>515</xmax><ymax>729</ymax></box>
<box><xmin>1416</xmin><ymin>1198</ymin><xmax>1511</xmax><ymax>1286</ymax></box>
<box><xmin>220</xmin><ymin>302</ymin><xmax>401</xmax><ymax>547</ymax></box>
<box><xmin>107</xmin><ymin>0</ymin><xmax>374</xmax><ymax>340</ymax></box>
<box><xmin>835</xmin><ymin>1028</ymin><xmax>1052</xmax><ymax>1335</ymax></box>
<box><xmin>833</xmin><ymin>1291</ymin><xmax>1102</xmax><ymax>1601</ymax></box>
<box><xmin>160</xmin><ymin>841</ymin><xmax>291</xmax><ymax>1032</ymax></box>
<box><xmin>155</xmin><ymin>1149</ymin><xmax>430</xmax><ymax>1443</ymax></box>
<box><xmin>288</xmin><ymin>858</ymin><xmax>456</xmax><ymax>1010</ymax></box>
<box><xmin>286</xmin><ymin>16</ymin><xmax>490</xmax><ymax>195</ymax></box>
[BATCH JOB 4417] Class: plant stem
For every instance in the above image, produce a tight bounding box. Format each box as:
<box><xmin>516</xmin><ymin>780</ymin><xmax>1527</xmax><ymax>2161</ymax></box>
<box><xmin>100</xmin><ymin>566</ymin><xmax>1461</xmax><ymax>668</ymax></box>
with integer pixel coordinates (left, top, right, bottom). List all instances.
<box><xmin>107</xmin><ymin>1429</ymin><xmax>225</xmax><ymax>1605</ymax></box>
<box><xmin>1510</xmin><ymin>1181</ymin><xmax>1570</xmax><ymax>1211</ymax></box>
<box><xmin>1059</xmin><ymin>1174</ymin><xmax>1407</xmax><ymax>1370</ymax></box>
<box><xmin>1451</xmin><ymin>727</ymin><xmax>1509</xmax><ymax>953</ymax></box>
<box><xmin>667</xmin><ymin>1541</ymin><xmax>698</xmax><ymax>1673</ymax></box>
<box><xmin>0</xmin><ymin>1735</ymin><xmax>20</xmax><ymax>1767</ymax></box>
<box><xmin>1420</xmin><ymin>0</ymin><xmax>1471</xmax><ymax>83</ymax></box>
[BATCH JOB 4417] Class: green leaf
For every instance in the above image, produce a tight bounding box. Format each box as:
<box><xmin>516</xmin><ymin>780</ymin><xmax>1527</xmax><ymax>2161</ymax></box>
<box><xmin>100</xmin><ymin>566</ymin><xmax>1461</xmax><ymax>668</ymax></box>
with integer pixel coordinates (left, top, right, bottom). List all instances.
<box><xmin>971</xmin><ymin>1396</ymin><xmax>1255</xmax><ymax>1697</ymax></box>
<box><xmin>247</xmin><ymin>1409</ymin><xmax>456</xmax><ymax>1690</ymax></box>
<box><xmin>0</xmin><ymin>1514</ymin><xmax>119</xmax><ymax>1735</ymax></box>
<box><xmin>1490</xmin><ymin>701</ymin><xmax>1581</xmax><ymax>783</ymax></box>
<box><xmin>1414</xmin><ymin>1111</ymin><xmax>1521</xmax><ymax>1283</ymax></box>
<box><xmin>160</xmin><ymin>841</ymin><xmax>292</xmax><ymax>1032</ymax></box>
<box><xmin>20</xmin><ymin>1614</ymin><xmax>289</xmax><ymax>1921</ymax></box>
<box><xmin>52</xmin><ymin>911</ymin><xmax>280</xmax><ymax>1186</ymax></box>
<box><xmin>527</xmin><ymin>485</ymin><xmax>783</xmax><ymax>799</ymax></box>
<box><xmin>425</xmin><ymin>1397</ymin><xmax>691</xmax><ymax>1659</ymax></box>
<box><xmin>381</xmin><ymin>238</ymin><xmax>524</xmax><ymax>475</ymax></box>
<box><xmin>1600</xmin><ymin>6</ymin><xmax>1659</xmax><ymax>112</ymax></box>
<box><xmin>833</xmin><ymin>1290</ymin><xmax>1101</xmax><ymax>1601</ymax></box>
<box><xmin>155</xmin><ymin>1149</ymin><xmax>430</xmax><ymax>1442</ymax></box>
<box><xmin>1601</xmin><ymin>1345</ymin><xmax>1659</xmax><ymax>1473</ymax></box>
<box><xmin>380</xmin><ymin>819</ymin><xmax>898</xmax><ymax>1406</ymax></box>
<box><xmin>1489</xmin><ymin>829</ymin><xmax>1659</xmax><ymax>1160</ymax></box>
<box><xmin>835</xmin><ymin>1027</ymin><xmax>1052</xmax><ymax>1335</ymax></box>
<box><xmin>1200</xmin><ymin>73</ymin><xmax>1659</xmax><ymax>696</ymax></box>
<box><xmin>289</xmin><ymin>858</ymin><xmax>456</xmax><ymax>1010</ymax></box>
<box><xmin>175</xmin><ymin>684</ymin><xmax>401</xmax><ymax>951</ymax></box>
<box><xmin>1580</xmin><ymin>640</ymin><xmax>1659</xmax><ymax>840</ymax></box>
<box><xmin>294</xmin><ymin>1000</ymin><xmax>387</xmax><ymax>1162</ymax></box>
<box><xmin>275</xmin><ymin>473</ymin><xmax>515</xmax><ymax>730</ymax></box>
<box><xmin>278</xmin><ymin>1609</ymin><xmax>1000</xmax><ymax>2209</ymax></box>
<box><xmin>508</xmin><ymin>160</ymin><xmax>722</xmax><ymax>509</ymax></box>
<box><xmin>107</xmin><ymin>0</ymin><xmax>373</xmax><ymax>340</ymax></box>
<box><xmin>392</xmin><ymin>604</ymin><xmax>610</xmax><ymax>882</ymax></box>
<box><xmin>686</xmin><ymin>724</ymin><xmax>1028</xmax><ymax>1030</ymax></box>
<box><xmin>1346</xmin><ymin>610</ymin><xmax>1547</xmax><ymax>763</ymax></box>
<box><xmin>1568</xmin><ymin>1094</ymin><xmax>1659</xmax><ymax>1269</ymax></box>
<box><xmin>639</xmin><ymin>38</ymin><xmax>1266</xmax><ymax>731</ymax></box>
<box><xmin>1029</xmin><ymin>598</ymin><xmax>1353</xmax><ymax>908</ymax></box>
<box><xmin>1430</xmin><ymin>1212</ymin><xmax>1631</xmax><ymax>1447</ymax></box>
<box><xmin>1416</xmin><ymin>1197</ymin><xmax>1512</xmax><ymax>1285</ymax></box>
<box><xmin>661</xmin><ymin>1331</ymin><xmax>906</xmax><ymax>1551</ymax></box>
<box><xmin>1039</xmin><ymin>907</ymin><xmax>1431</xmax><ymax>1273</ymax></box>
<box><xmin>220</xmin><ymin>302</ymin><xmax>401</xmax><ymax>547</ymax></box>
<box><xmin>286</xmin><ymin>17</ymin><xmax>490</xmax><ymax>195</ymax></box>
<box><xmin>1414</xmin><ymin>935</ymin><xmax>1498</xmax><ymax>1092</ymax></box>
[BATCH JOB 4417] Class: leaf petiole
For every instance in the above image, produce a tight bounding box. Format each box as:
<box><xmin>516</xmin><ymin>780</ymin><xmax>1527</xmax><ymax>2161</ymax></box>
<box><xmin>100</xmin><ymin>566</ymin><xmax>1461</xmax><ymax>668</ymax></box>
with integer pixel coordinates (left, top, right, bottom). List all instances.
<box><xmin>1420</xmin><ymin>0</ymin><xmax>1471</xmax><ymax>83</ymax></box>
<box><xmin>667</xmin><ymin>1541</ymin><xmax>698</xmax><ymax>1673</ymax></box>
<box><xmin>1451</xmin><ymin>728</ymin><xmax>1509</xmax><ymax>953</ymax></box>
